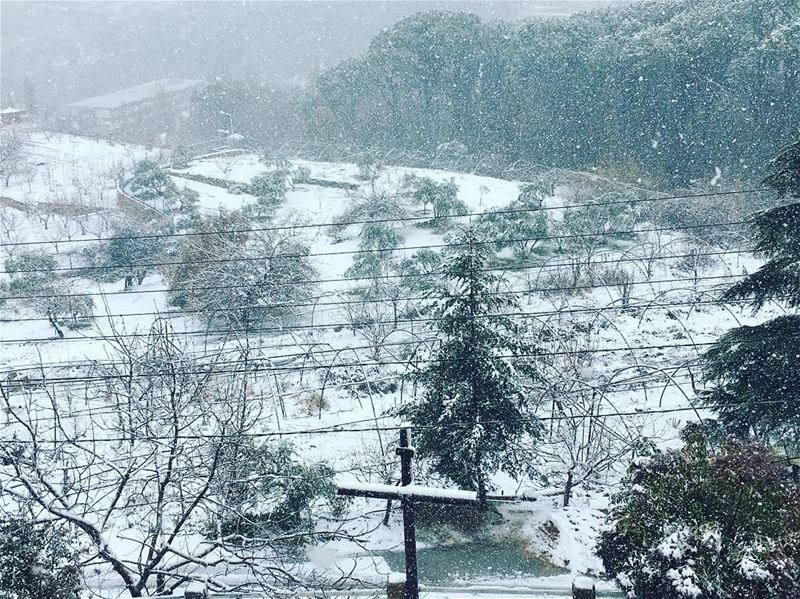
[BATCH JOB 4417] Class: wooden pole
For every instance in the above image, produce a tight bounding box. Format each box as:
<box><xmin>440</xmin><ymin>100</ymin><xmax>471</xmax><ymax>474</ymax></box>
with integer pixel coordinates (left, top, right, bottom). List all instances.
<box><xmin>184</xmin><ymin>581</ymin><xmax>208</xmax><ymax>599</ymax></box>
<box><xmin>572</xmin><ymin>576</ymin><xmax>596</xmax><ymax>599</ymax></box>
<box><xmin>397</xmin><ymin>426</ymin><xmax>419</xmax><ymax>599</ymax></box>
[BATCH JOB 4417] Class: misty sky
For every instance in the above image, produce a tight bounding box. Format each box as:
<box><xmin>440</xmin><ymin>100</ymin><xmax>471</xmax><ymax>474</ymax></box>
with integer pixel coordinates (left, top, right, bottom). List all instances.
<box><xmin>1</xmin><ymin>1</ymin><xmax>631</xmax><ymax>107</ymax></box>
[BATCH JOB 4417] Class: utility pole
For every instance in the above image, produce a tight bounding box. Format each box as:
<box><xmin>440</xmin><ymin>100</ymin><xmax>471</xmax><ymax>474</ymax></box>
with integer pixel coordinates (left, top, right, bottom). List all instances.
<box><xmin>338</xmin><ymin>425</ymin><xmax>480</xmax><ymax>599</ymax></box>
<box><xmin>397</xmin><ymin>426</ymin><xmax>418</xmax><ymax>599</ymax></box>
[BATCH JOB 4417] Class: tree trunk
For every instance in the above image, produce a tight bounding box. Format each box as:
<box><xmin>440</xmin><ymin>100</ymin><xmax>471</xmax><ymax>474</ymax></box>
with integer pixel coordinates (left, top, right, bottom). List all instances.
<box><xmin>563</xmin><ymin>469</ymin><xmax>574</xmax><ymax>507</ymax></box>
<box><xmin>382</xmin><ymin>499</ymin><xmax>393</xmax><ymax>526</ymax></box>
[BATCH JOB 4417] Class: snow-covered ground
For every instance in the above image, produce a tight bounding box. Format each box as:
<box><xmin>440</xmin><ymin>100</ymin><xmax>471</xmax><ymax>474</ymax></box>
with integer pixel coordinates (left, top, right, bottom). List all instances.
<box><xmin>0</xmin><ymin>134</ymin><xmax>778</xmax><ymax>593</ymax></box>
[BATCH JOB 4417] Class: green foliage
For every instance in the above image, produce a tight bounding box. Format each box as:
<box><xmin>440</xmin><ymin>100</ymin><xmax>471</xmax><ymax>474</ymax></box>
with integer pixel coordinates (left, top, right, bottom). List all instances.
<box><xmin>128</xmin><ymin>160</ymin><xmax>176</xmax><ymax>201</ymax></box>
<box><xmin>107</xmin><ymin>225</ymin><xmax>167</xmax><ymax>286</ymax></box>
<box><xmin>558</xmin><ymin>192</ymin><xmax>640</xmax><ymax>253</ymax></box>
<box><xmin>6</xmin><ymin>251</ymin><xmax>56</xmax><ymax>294</ymax></box>
<box><xmin>171</xmin><ymin>146</ymin><xmax>192</xmax><ymax>169</ymax></box>
<box><xmin>250</xmin><ymin>171</ymin><xmax>288</xmax><ymax>206</ymax></box>
<box><xmin>359</xmin><ymin>223</ymin><xmax>403</xmax><ymax>255</ymax></box>
<box><xmin>702</xmin><ymin>143</ymin><xmax>800</xmax><ymax>446</ymax></box>
<box><xmin>476</xmin><ymin>194</ymin><xmax>549</xmax><ymax>260</ymax></box>
<box><xmin>599</xmin><ymin>430</ymin><xmax>800</xmax><ymax>599</ymax></box>
<box><xmin>5</xmin><ymin>250</ymin><xmax>94</xmax><ymax>331</ymax></box>
<box><xmin>305</xmin><ymin>3</ymin><xmax>799</xmax><ymax>185</ymax></box>
<box><xmin>409</xmin><ymin>176</ymin><xmax>465</xmax><ymax>219</ymax></box>
<box><xmin>166</xmin><ymin>211</ymin><xmax>316</xmax><ymax>331</ymax></box>
<box><xmin>702</xmin><ymin>316</ymin><xmax>800</xmax><ymax>443</ymax></box>
<box><xmin>399</xmin><ymin>228</ymin><xmax>542</xmax><ymax>503</ymax></box>
<box><xmin>0</xmin><ymin>518</ymin><xmax>81</xmax><ymax>599</ymax></box>
<box><xmin>763</xmin><ymin>140</ymin><xmax>800</xmax><ymax>196</ymax></box>
<box><xmin>211</xmin><ymin>439</ymin><xmax>343</xmax><ymax>542</ymax></box>
<box><xmin>398</xmin><ymin>248</ymin><xmax>444</xmax><ymax>295</ymax></box>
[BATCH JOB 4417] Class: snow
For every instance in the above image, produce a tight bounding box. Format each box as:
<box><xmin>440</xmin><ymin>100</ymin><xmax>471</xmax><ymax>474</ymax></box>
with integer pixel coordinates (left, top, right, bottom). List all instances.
<box><xmin>67</xmin><ymin>79</ymin><xmax>203</xmax><ymax>110</ymax></box>
<box><xmin>339</xmin><ymin>482</ymin><xmax>478</xmax><ymax>502</ymax></box>
<box><xmin>573</xmin><ymin>576</ymin><xmax>595</xmax><ymax>590</ymax></box>
<box><xmin>0</xmin><ymin>140</ymin><xmax>784</xmax><ymax>593</ymax></box>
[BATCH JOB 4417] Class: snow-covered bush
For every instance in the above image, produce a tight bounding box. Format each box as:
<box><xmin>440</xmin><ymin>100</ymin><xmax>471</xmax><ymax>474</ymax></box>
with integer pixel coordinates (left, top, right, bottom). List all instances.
<box><xmin>208</xmin><ymin>438</ymin><xmax>344</xmax><ymax>543</ymax></box>
<box><xmin>250</xmin><ymin>170</ymin><xmax>288</xmax><ymax>206</ymax></box>
<box><xmin>167</xmin><ymin>211</ymin><xmax>316</xmax><ymax>331</ymax></box>
<box><xmin>128</xmin><ymin>159</ymin><xmax>176</xmax><ymax>202</ymax></box>
<box><xmin>557</xmin><ymin>191</ymin><xmax>640</xmax><ymax>251</ymax></box>
<box><xmin>475</xmin><ymin>194</ymin><xmax>549</xmax><ymax>261</ymax></box>
<box><xmin>598</xmin><ymin>427</ymin><xmax>800</xmax><ymax>598</ymax></box>
<box><xmin>0</xmin><ymin>518</ymin><xmax>81</xmax><ymax>599</ymax></box>
<box><xmin>5</xmin><ymin>250</ymin><xmax>56</xmax><ymax>295</ymax></box>
<box><xmin>406</xmin><ymin>176</ymin><xmax>466</xmax><ymax>220</ymax></box>
<box><xmin>77</xmin><ymin>219</ymin><xmax>171</xmax><ymax>289</ymax></box>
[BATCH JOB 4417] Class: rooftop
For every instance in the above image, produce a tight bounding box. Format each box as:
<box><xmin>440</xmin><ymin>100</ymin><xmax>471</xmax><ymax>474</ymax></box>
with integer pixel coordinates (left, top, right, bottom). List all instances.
<box><xmin>67</xmin><ymin>79</ymin><xmax>203</xmax><ymax>110</ymax></box>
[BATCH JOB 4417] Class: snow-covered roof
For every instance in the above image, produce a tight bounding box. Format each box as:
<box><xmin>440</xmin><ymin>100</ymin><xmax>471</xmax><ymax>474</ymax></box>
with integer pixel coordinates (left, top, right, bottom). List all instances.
<box><xmin>0</xmin><ymin>107</ymin><xmax>23</xmax><ymax>114</ymax></box>
<box><xmin>67</xmin><ymin>79</ymin><xmax>203</xmax><ymax>110</ymax></box>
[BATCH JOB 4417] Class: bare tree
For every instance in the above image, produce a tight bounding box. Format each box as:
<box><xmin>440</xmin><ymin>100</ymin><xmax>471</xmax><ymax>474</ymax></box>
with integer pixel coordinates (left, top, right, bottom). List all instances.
<box><xmin>0</xmin><ymin>321</ymin><xmax>356</xmax><ymax>596</ymax></box>
<box><xmin>0</xmin><ymin>132</ymin><xmax>25</xmax><ymax>186</ymax></box>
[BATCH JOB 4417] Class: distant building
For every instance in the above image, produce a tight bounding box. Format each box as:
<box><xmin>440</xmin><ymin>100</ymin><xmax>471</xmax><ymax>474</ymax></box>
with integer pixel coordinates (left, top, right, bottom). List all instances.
<box><xmin>63</xmin><ymin>79</ymin><xmax>204</xmax><ymax>145</ymax></box>
<box><xmin>0</xmin><ymin>107</ymin><xmax>26</xmax><ymax>125</ymax></box>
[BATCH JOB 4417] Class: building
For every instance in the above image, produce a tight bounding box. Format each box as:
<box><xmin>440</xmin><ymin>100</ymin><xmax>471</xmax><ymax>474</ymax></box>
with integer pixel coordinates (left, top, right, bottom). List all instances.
<box><xmin>0</xmin><ymin>107</ymin><xmax>26</xmax><ymax>125</ymax></box>
<box><xmin>63</xmin><ymin>78</ymin><xmax>204</xmax><ymax>145</ymax></box>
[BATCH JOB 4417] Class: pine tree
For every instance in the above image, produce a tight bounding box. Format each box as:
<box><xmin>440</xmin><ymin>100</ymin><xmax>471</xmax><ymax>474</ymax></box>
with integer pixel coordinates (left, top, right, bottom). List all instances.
<box><xmin>400</xmin><ymin>229</ymin><xmax>542</xmax><ymax>506</ymax></box>
<box><xmin>701</xmin><ymin>141</ymin><xmax>800</xmax><ymax>446</ymax></box>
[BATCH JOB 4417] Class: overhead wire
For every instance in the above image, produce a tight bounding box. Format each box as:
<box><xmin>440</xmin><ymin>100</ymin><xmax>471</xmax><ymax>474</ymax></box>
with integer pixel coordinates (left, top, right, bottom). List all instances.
<box><xmin>0</xmin><ymin>187</ymin><xmax>771</xmax><ymax>249</ymax></box>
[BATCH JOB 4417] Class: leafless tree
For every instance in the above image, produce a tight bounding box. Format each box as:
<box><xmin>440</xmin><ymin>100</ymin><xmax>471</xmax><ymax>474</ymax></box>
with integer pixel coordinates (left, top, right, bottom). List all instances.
<box><xmin>0</xmin><ymin>132</ymin><xmax>25</xmax><ymax>186</ymax></box>
<box><xmin>213</xmin><ymin>153</ymin><xmax>238</xmax><ymax>179</ymax></box>
<box><xmin>0</xmin><ymin>321</ymin><xmax>359</xmax><ymax>596</ymax></box>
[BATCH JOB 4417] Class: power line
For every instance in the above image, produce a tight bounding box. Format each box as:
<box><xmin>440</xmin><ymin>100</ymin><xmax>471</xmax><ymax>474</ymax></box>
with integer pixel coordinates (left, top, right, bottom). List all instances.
<box><xmin>0</xmin><ymin>218</ymin><xmax>756</xmax><ymax>276</ymax></box>
<box><xmin>1</xmin><ymin>249</ymin><xmax>749</xmax><ymax>301</ymax></box>
<box><xmin>0</xmin><ymin>187</ymin><xmax>770</xmax><ymax>249</ymax></box>
<box><xmin>0</xmin><ymin>336</ymin><xmax>768</xmax><ymax>383</ymax></box>
<box><xmin>0</xmin><ymin>277</ymin><xmax>762</xmax><ymax>345</ymax></box>
<box><xmin>2</xmin><ymin>398</ymin><xmax>792</xmax><ymax>445</ymax></box>
<box><xmin>0</xmin><ymin>273</ymin><xmax>751</xmax><ymax>325</ymax></box>
<box><xmin>2</xmin><ymin>370</ymin><xmax>699</xmax><ymax>427</ymax></box>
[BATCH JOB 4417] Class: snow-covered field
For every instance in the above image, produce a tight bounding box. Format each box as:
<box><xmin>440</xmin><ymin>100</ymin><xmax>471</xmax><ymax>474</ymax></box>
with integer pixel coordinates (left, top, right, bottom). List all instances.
<box><xmin>0</xmin><ymin>134</ymin><xmax>777</xmax><ymax>594</ymax></box>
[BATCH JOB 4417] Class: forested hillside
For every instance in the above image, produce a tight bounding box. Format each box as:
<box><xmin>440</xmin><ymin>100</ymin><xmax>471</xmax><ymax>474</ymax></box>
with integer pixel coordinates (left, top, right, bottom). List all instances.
<box><xmin>304</xmin><ymin>0</ymin><xmax>799</xmax><ymax>186</ymax></box>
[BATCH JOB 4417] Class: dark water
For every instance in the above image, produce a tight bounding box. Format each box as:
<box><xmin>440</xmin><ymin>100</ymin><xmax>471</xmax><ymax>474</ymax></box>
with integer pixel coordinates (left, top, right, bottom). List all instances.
<box><xmin>379</xmin><ymin>541</ymin><xmax>566</xmax><ymax>584</ymax></box>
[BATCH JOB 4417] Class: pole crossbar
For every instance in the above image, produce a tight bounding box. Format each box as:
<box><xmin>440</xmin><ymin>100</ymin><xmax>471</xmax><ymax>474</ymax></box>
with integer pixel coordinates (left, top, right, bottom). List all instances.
<box><xmin>337</xmin><ymin>425</ymin><xmax>479</xmax><ymax>599</ymax></box>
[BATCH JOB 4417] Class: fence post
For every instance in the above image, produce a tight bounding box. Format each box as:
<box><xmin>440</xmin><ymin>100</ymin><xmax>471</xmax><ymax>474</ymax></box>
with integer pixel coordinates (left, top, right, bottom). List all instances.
<box><xmin>185</xmin><ymin>581</ymin><xmax>208</xmax><ymax>599</ymax></box>
<box><xmin>387</xmin><ymin>572</ymin><xmax>407</xmax><ymax>599</ymax></box>
<box><xmin>572</xmin><ymin>576</ymin><xmax>596</xmax><ymax>599</ymax></box>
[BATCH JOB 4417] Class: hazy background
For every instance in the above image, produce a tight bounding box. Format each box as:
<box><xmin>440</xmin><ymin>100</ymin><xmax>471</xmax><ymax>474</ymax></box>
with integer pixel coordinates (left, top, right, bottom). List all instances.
<box><xmin>1</xmin><ymin>1</ymin><xmax>631</xmax><ymax>107</ymax></box>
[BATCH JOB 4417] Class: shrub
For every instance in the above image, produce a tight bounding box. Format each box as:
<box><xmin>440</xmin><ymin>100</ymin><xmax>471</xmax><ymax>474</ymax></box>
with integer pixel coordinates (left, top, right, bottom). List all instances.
<box><xmin>410</xmin><ymin>176</ymin><xmax>466</xmax><ymax>219</ymax></box>
<box><xmin>598</xmin><ymin>429</ymin><xmax>800</xmax><ymax>599</ymax></box>
<box><xmin>166</xmin><ymin>211</ymin><xmax>316</xmax><ymax>331</ymax></box>
<box><xmin>128</xmin><ymin>160</ymin><xmax>176</xmax><ymax>201</ymax></box>
<box><xmin>210</xmin><ymin>439</ymin><xmax>344</xmax><ymax>542</ymax></box>
<box><xmin>0</xmin><ymin>518</ymin><xmax>81</xmax><ymax>599</ymax></box>
<box><xmin>250</xmin><ymin>171</ymin><xmax>288</xmax><ymax>206</ymax></box>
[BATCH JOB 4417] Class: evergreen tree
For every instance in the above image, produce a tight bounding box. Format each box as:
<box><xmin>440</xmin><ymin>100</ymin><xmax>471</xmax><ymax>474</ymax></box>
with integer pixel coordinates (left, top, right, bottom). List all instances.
<box><xmin>0</xmin><ymin>518</ymin><xmax>81</xmax><ymax>599</ymax></box>
<box><xmin>598</xmin><ymin>427</ymin><xmax>800</xmax><ymax>599</ymax></box>
<box><xmin>701</xmin><ymin>141</ymin><xmax>800</xmax><ymax>447</ymax></box>
<box><xmin>107</xmin><ymin>225</ymin><xmax>167</xmax><ymax>288</ymax></box>
<box><xmin>475</xmin><ymin>194</ymin><xmax>549</xmax><ymax>261</ymax></box>
<box><xmin>400</xmin><ymin>228</ymin><xmax>541</xmax><ymax>505</ymax></box>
